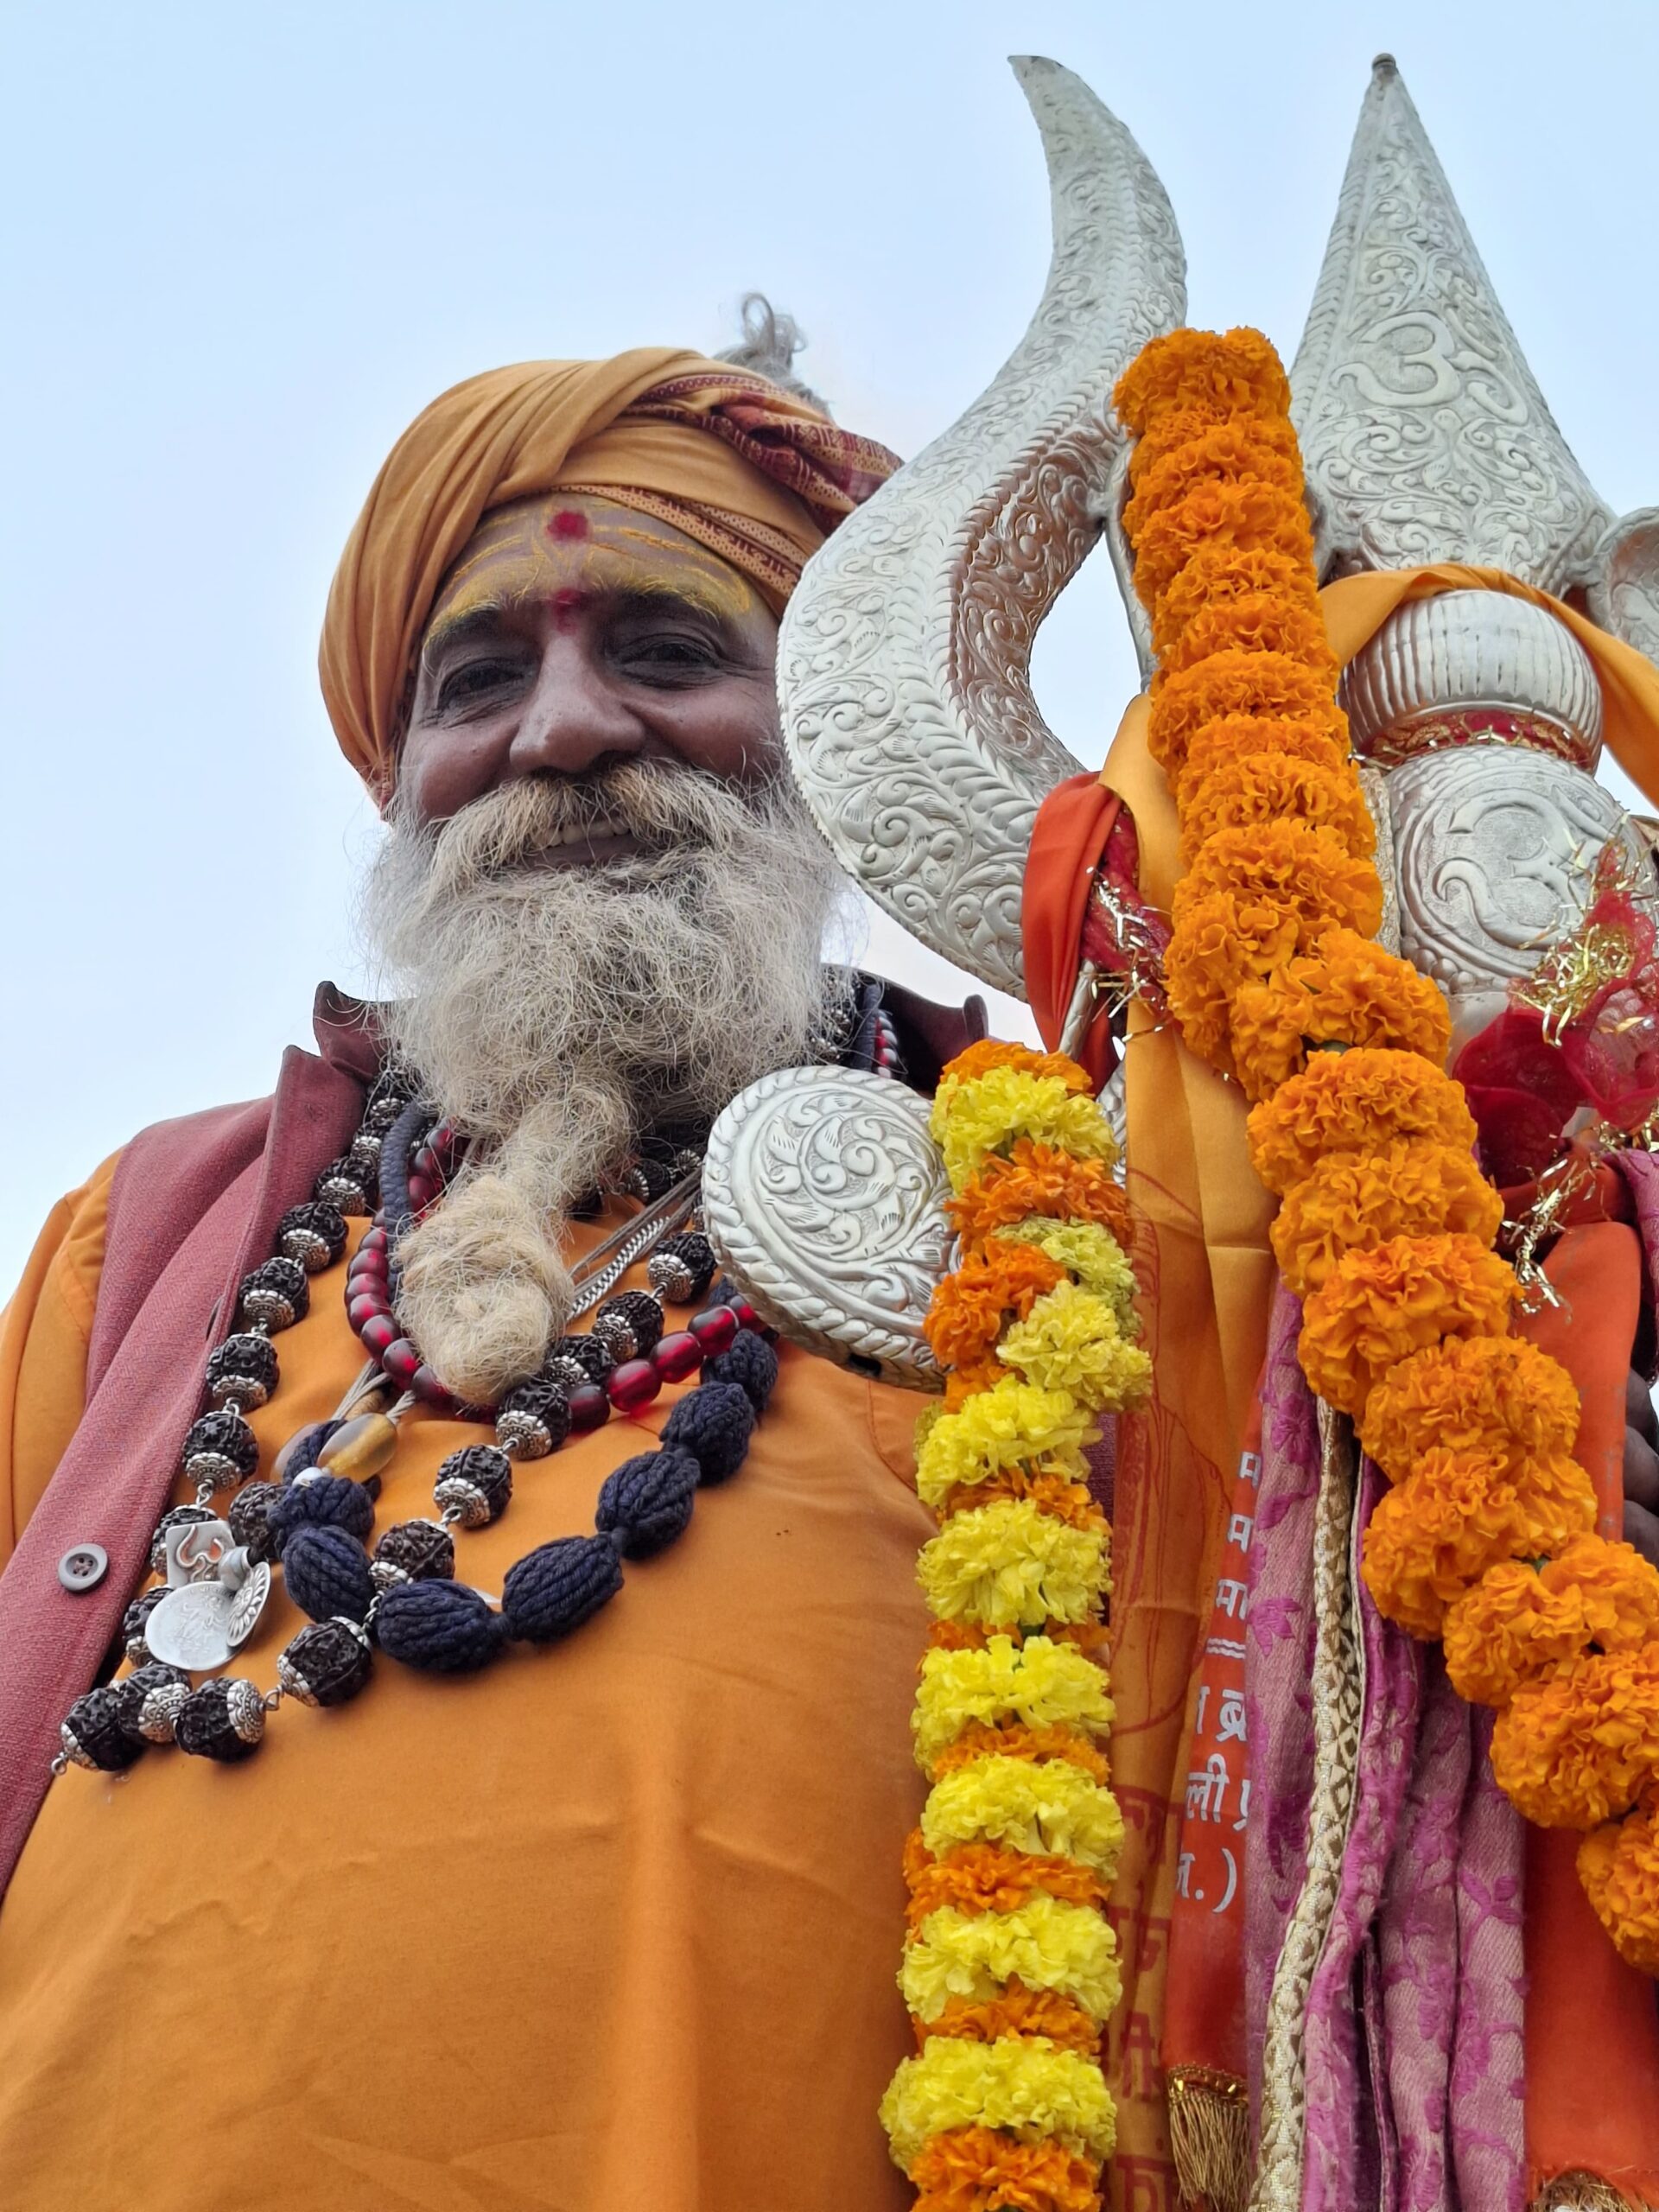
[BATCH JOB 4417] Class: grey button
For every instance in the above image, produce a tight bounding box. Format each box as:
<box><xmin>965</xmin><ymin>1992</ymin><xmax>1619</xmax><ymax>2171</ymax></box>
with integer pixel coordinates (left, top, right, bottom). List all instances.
<box><xmin>57</xmin><ymin>1543</ymin><xmax>109</xmax><ymax>1592</ymax></box>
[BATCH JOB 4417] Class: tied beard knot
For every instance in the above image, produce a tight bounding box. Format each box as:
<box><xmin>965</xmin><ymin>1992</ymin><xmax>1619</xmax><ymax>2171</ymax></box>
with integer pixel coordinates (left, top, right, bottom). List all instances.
<box><xmin>360</xmin><ymin>760</ymin><xmax>855</xmax><ymax>1403</ymax></box>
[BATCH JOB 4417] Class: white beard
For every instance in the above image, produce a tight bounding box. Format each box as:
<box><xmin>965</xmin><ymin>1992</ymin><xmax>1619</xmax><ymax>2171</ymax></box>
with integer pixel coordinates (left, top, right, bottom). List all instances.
<box><xmin>359</xmin><ymin>762</ymin><xmax>855</xmax><ymax>1402</ymax></box>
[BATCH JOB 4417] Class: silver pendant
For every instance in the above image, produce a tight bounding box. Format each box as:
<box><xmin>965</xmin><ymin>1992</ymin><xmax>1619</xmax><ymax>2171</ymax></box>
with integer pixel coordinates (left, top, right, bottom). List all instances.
<box><xmin>164</xmin><ymin>1517</ymin><xmax>235</xmax><ymax>1586</ymax></box>
<box><xmin>145</xmin><ymin>1580</ymin><xmax>239</xmax><ymax>1672</ymax></box>
<box><xmin>146</xmin><ymin>1535</ymin><xmax>273</xmax><ymax>1674</ymax></box>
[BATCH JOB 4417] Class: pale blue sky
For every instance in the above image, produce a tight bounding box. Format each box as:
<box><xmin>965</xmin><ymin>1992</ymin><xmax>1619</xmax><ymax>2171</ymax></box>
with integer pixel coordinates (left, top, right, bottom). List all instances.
<box><xmin>4</xmin><ymin>0</ymin><xmax>1657</xmax><ymax>1287</ymax></box>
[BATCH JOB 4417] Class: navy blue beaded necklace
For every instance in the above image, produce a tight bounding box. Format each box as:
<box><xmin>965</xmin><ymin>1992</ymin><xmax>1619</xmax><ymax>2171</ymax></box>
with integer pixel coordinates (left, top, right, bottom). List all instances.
<box><xmin>51</xmin><ymin>1071</ymin><xmax>784</xmax><ymax>1776</ymax></box>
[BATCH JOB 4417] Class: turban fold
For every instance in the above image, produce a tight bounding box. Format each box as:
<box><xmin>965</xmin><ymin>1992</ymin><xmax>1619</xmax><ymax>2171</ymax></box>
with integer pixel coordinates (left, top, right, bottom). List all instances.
<box><xmin>320</xmin><ymin>346</ymin><xmax>899</xmax><ymax>788</ymax></box>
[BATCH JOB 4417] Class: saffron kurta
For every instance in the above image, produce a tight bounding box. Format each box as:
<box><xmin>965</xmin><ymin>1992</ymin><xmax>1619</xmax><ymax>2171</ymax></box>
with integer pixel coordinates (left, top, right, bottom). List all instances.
<box><xmin>0</xmin><ymin>1169</ymin><xmax>934</xmax><ymax>2209</ymax></box>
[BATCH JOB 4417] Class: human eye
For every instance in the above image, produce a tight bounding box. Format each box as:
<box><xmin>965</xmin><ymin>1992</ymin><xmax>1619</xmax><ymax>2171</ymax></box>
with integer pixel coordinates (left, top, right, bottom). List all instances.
<box><xmin>435</xmin><ymin>655</ymin><xmax>531</xmax><ymax>715</ymax></box>
<box><xmin>612</xmin><ymin>626</ymin><xmax>726</xmax><ymax>685</ymax></box>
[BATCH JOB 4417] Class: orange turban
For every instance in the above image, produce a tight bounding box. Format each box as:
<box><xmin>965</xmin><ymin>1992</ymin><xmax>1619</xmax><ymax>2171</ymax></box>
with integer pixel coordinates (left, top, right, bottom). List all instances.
<box><xmin>320</xmin><ymin>346</ymin><xmax>899</xmax><ymax>790</ymax></box>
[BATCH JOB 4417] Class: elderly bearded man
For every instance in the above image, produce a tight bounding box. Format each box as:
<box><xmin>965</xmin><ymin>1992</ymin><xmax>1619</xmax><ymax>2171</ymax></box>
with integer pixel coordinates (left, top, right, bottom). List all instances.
<box><xmin>0</xmin><ymin>335</ymin><xmax>982</xmax><ymax>2209</ymax></box>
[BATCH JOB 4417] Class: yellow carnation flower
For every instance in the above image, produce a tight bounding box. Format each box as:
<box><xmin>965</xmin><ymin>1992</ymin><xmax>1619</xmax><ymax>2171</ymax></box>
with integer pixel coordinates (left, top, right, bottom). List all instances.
<box><xmin>918</xmin><ymin>1498</ymin><xmax>1111</xmax><ymax>1630</ymax></box>
<box><xmin>998</xmin><ymin>1217</ymin><xmax>1142</xmax><ymax>1338</ymax></box>
<box><xmin>880</xmin><ymin>2035</ymin><xmax>1117</xmax><ymax>2168</ymax></box>
<box><xmin>932</xmin><ymin>1066</ymin><xmax>1119</xmax><ymax>1193</ymax></box>
<box><xmin>915</xmin><ymin>1377</ymin><xmax>1097</xmax><ymax>1510</ymax></box>
<box><xmin>902</xmin><ymin>1895</ymin><xmax>1122</xmax><ymax>2024</ymax></box>
<box><xmin>914</xmin><ymin>1635</ymin><xmax>1115</xmax><ymax>1772</ymax></box>
<box><xmin>922</xmin><ymin>1751</ymin><xmax>1125</xmax><ymax>1878</ymax></box>
<box><xmin>998</xmin><ymin>1282</ymin><xmax>1154</xmax><ymax>1413</ymax></box>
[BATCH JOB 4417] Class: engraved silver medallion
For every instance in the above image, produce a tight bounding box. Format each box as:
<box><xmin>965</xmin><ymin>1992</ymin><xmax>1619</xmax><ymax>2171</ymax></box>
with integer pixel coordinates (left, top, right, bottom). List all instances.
<box><xmin>226</xmin><ymin>1560</ymin><xmax>271</xmax><ymax>1650</ymax></box>
<box><xmin>144</xmin><ymin>1580</ymin><xmax>238</xmax><ymax>1673</ymax></box>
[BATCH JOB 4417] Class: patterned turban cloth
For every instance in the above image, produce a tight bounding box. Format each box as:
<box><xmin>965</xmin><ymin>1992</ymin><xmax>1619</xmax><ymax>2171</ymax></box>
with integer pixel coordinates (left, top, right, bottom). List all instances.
<box><xmin>320</xmin><ymin>347</ymin><xmax>899</xmax><ymax>791</ymax></box>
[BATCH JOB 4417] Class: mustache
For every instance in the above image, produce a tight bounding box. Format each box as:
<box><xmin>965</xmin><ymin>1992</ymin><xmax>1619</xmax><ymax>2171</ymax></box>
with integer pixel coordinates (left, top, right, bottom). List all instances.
<box><xmin>402</xmin><ymin>761</ymin><xmax>791</xmax><ymax>898</ymax></box>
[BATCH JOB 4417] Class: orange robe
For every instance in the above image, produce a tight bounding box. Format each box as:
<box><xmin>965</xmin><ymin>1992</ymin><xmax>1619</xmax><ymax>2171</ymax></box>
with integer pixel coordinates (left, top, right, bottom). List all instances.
<box><xmin>0</xmin><ymin>1181</ymin><xmax>933</xmax><ymax>2211</ymax></box>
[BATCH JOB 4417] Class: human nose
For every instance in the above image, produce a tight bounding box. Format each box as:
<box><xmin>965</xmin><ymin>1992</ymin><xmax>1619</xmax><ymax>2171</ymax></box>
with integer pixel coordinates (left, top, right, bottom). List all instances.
<box><xmin>503</xmin><ymin>634</ymin><xmax>646</xmax><ymax>781</ymax></box>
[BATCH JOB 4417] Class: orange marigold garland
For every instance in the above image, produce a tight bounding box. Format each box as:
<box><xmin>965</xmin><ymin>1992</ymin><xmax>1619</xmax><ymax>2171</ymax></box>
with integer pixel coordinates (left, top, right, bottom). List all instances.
<box><xmin>1114</xmin><ymin>323</ymin><xmax>1659</xmax><ymax>1974</ymax></box>
<box><xmin>880</xmin><ymin>1045</ymin><xmax>1145</xmax><ymax>2208</ymax></box>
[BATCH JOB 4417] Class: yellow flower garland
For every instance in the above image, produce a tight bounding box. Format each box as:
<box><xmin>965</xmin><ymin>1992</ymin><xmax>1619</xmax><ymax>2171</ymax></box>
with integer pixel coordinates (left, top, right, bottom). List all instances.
<box><xmin>883</xmin><ymin>1041</ymin><xmax>1143</xmax><ymax>2210</ymax></box>
<box><xmin>1114</xmin><ymin>323</ymin><xmax>1659</xmax><ymax>1973</ymax></box>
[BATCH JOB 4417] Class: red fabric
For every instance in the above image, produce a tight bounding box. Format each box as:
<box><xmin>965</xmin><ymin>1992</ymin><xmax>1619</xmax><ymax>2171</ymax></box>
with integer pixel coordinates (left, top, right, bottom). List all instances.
<box><xmin>1021</xmin><ymin>772</ymin><xmax>1122</xmax><ymax>1087</ymax></box>
<box><xmin>0</xmin><ymin>1052</ymin><xmax>366</xmax><ymax>1897</ymax></box>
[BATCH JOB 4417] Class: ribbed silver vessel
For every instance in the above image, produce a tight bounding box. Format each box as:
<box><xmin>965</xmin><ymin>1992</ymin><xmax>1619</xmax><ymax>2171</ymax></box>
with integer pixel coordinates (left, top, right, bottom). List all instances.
<box><xmin>1338</xmin><ymin>591</ymin><xmax>1603</xmax><ymax>768</ymax></box>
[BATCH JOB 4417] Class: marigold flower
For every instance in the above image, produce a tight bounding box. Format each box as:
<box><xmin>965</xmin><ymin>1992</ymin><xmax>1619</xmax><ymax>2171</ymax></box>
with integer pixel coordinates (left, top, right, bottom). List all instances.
<box><xmin>1151</xmin><ymin>541</ymin><xmax>1317</xmax><ymax>659</ymax></box>
<box><xmin>903</xmin><ymin>1834</ymin><xmax>1109</xmax><ymax>1929</ymax></box>
<box><xmin>1174</xmin><ymin>823</ymin><xmax>1381</xmax><ymax>934</ymax></box>
<box><xmin>918</xmin><ymin>1499</ymin><xmax>1112</xmax><ymax>1632</ymax></box>
<box><xmin>1247</xmin><ymin>1048</ymin><xmax>1478</xmax><ymax>1195</ymax></box>
<box><xmin>1164</xmin><ymin>890</ymin><xmax>1303</xmax><ymax>1071</ymax></box>
<box><xmin>916</xmin><ymin>1379</ymin><xmax>1096</xmax><ymax>1510</ymax></box>
<box><xmin>1229</xmin><ymin>930</ymin><xmax>1451</xmax><ymax>1103</ymax></box>
<box><xmin>1491</xmin><ymin>1645</ymin><xmax>1659</xmax><ymax>1829</ymax></box>
<box><xmin>1579</xmin><ymin>1805</ymin><xmax>1659</xmax><ymax>1977</ymax></box>
<box><xmin>1149</xmin><ymin>650</ymin><xmax>1343</xmax><ymax>775</ymax></box>
<box><xmin>914</xmin><ymin>1637</ymin><xmax>1115</xmax><ymax>1774</ymax></box>
<box><xmin>952</xmin><ymin>1142</ymin><xmax>1132</xmax><ymax>1254</ymax></box>
<box><xmin>1357</xmin><ymin>1334</ymin><xmax>1580</xmax><ymax>1478</ymax></box>
<box><xmin>995</xmin><ymin>1218</ymin><xmax>1141</xmax><ymax>1337</ymax></box>
<box><xmin>1361</xmin><ymin>1448</ymin><xmax>1530</xmax><ymax>1637</ymax></box>
<box><xmin>925</xmin><ymin>1248</ymin><xmax>1067</xmax><ymax>1370</ymax></box>
<box><xmin>1179</xmin><ymin>753</ymin><xmax>1372</xmax><ymax>868</ymax></box>
<box><xmin>1132</xmin><ymin>479</ymin><xmax>1317</xmax><ymax>617</ymax></box>
<box><xmin>931</xmin><ymin>1722</ymin><xmax>1110</xmax><ymax>1785</ymax></box>
<box><xmin>904</xmin><ymin>1896</ymin><xmax>1120</xmax><ymax>2026</ymax></box>
<box><xmin>944</xmin><ymin>1363</ymin><xmax>1007</xmax><ymax>1411</ymax></box>
<box><xmin>940</xmin><ymin>1471</ymin><xmax>1107</xmax><ymax>1535</ymax></box>
<box><xmin>997</xmin><ymin>1283</ymin><xmax>1153</xmax><ymax>1413</ymax></box>
<box><xmin>1270</xmin><ymin>1140</ymin><xmax>1503</xmax><ymax>1298</ymax></box>
<box><xmin>880</xmin><ymin>2035</ymin><xmax>1117</xmax><ymax>2168</ymax></box>
<box><xmin>939</xmin><ymin>1041</ymin><xmax>1095</xmax><ymax>1095</ymax></box>
<box><xmin>914</xmin><ymin>1986</ymin><xmax>1103</xmax><ymax>2058</ymax></box>
<box><xmin>932</xmin><ymin>1067</ymin><xmax>1118</xmax><ymax>1193</ymax></box>
<box><xmin>1173</xmin><ymin>714</ymin><xmax>1349</xmax><ymax>812</ymax></box>
<box><xmin>1299</xmin><ymin>1233</ymin><xmax>1516</xmax><ymax>1417</ymax></box>
<box><xmin>904</xmin><ymin>2122</ymin><xmax>1105</xmax><ymax>2212</ymax></box>
<box><xmin>1443</xmin><ymin>1537</ymin><xmax>1659</xmax><ymax>1707</ymax></box>
<box><xmin>1113</xmin><ymin>326</ymin><xmax>1292</xmax><ymax>435</ymax></box>
<box><xmin>921</xmin><ymin>1750</ymin><xmax>1125</xmax><ymax>1877</ymax></box>
<box><xmin>1123</xmin><ymin>430</ymin><xmax>1306</xmax><ymax>550</ymax></box>
<box><xmin>1162</xmin><ymin>591</ymin><xmax>1336</xmax><ymax>692</ymax></box>
<box><xmin>1512</xmin><ymin>1450</ymin><xmax>1598</xmax><ymax>1556</ymax></box>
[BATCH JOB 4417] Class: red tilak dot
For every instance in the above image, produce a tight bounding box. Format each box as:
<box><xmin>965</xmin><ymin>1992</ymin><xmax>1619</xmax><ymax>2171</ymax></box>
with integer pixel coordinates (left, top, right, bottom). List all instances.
<box><xmin>547</xmin><ymin>508</ymin><xmax>589</xmax><ymax>541</ymax></box>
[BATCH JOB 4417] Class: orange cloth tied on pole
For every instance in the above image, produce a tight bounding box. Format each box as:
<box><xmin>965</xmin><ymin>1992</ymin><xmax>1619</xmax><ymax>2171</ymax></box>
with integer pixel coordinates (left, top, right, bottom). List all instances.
<box><xmin>319</xmin><ymin>349</ymin><xmax>899</xmax><ymax>792</ymax></box>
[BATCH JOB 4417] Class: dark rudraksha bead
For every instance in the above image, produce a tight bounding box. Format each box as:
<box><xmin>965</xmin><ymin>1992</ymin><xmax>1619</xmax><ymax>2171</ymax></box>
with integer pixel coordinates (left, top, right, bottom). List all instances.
<box><xmin>314</xmin><ymin>1157</ymin><xmax>372</xmax><ymax>1214</ymax></box>
<box><xmin>174</xmin><ymin>1678</ymin><xmax>268</xmax><ymax>1762</ymax></box>
<box><xmin>60</xmin><ymin>1686</ymin><xmax>145</xmax><ymax>1771</ymax></box>
<box><xmin>283</xmin><ymin>1524</ymin><xmax>376</xmax><ymax>1623</ymax></box>
<box><xmin>590</xmin><ymin>1290</ymin><xmax>664</xmax><ymax>1363</ymax></box>
<box><xmin>371</xmin><ymin>1518</ymin><xmax>455</xmax><ymax>1590</ymax></box>
<box><xmin>646</xmin><ymin>1230</ymin><xmax>717</xmax><ymax>1305</ymax></box>
<box><xmin>594</xmin><ymin>1447</ymin><xmax>700</xmax><ymax>1558</ymax></box>
<box><xmin>237</xmin><ymin>1256</ymin><xmax>309</xmax><ymax>1332</ymax></box>
<box><xmin>181</xmin><ymin>1408</ymin><xmax>258</xmax><ymax>1491</ymax></box>
<box><xmin>501</xmin><ymin>1533</ymin><xmax>624</xmax><ymax>1643</ymax></box>
<box><xmin>266</xmin><ymin>1474</ymin><xmax>376</xmax><ymax>1552</ymax></box>
<box><xmin>277</xmin><ymin>1618</ymin><xmax>373</xmax><ymax>1707</ymax></box>
<box><xmin>227</xmin><ymin>1480</ymin><xmax>283</xmax><ymax>1565</ymax></box>
<box><xmin>543</xmin><ymin>1333</ymin><xmax>613</xmax><ymax>1390</ymax></box>
<box><xmin>205</xmin><ymin>1332</ymin><xmax>278</xmax><ymax>1410</ymax></box>
<box><xmin>494</xmin><ymin>1382</ymin><xmax>571</xmax><ymax>1461</ymax></box>
<box><xmin>148</xmin><ymin>1503</ymin><xmax>218</xmax><ymax>1577</ymax></box>
<box><xmin>114</xmin><ymin>1662</ymin><xmax>191</xmax><ymax>1746</ymax></box>
<box><xmin>276</xmin><ymin>1200</ymin><xmax>348</xmax><ymax>1274</ymax></box>
<box><xmin>433</xmin><ymin>1444</ymin><xmax>513</xmax><ymax>1529</ymax></box>
<box><xmin>120</xmin><ymin>1585</ymin><xmax>175</xmax><ymax>1666</ymax></box>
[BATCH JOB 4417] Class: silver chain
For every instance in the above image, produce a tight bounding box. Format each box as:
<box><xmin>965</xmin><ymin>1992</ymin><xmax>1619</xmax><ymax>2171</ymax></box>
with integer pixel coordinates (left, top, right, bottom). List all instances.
<box><xmin>567</xmin><ymin>1169</ymin><xmax>701</xmax><ymax>1319</ymax></box>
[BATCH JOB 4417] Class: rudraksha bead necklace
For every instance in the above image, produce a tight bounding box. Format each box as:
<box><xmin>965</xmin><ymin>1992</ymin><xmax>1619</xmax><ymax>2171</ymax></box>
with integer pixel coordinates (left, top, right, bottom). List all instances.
<box><xmin>51</xmin><ymin>1069</ymin><xmax>779</xmax><ymax>1776</ymax></box>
